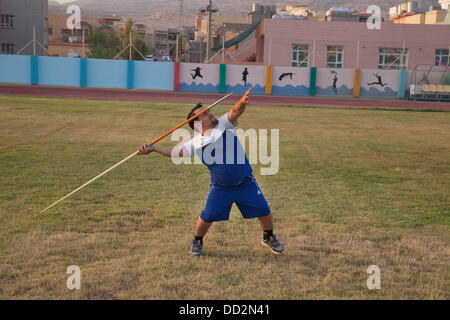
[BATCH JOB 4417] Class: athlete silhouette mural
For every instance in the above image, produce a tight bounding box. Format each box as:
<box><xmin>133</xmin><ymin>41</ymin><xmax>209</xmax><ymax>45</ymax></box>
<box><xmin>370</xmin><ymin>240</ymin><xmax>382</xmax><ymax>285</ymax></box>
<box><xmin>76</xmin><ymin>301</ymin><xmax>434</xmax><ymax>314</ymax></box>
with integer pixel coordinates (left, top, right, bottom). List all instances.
<box><xmin>190</xmin><ymin>67</ymin><xmax>203</xmax><ymax>80</ymax></box>
<box><xmin>331</xmin><ymin>71</ymin><xmax>338</xmax><ymax>95</ymax></box>
<box><xmin>242</xmin><ymin>68</ymin><xmax>249</xmax><ymax>86</ymax></box>
<box><xmin>367</xmin><ymin>73</ymin><xmax>388</xmax><ymax>87</ymax></box>
<box><xmin>418</xmin><ymin>72</ymin><xmax>430</xmax><ymax>85</ymax></box>
<box><xmin>278</xmin><ymin>72</ymin><xmax>294</xmax><ymax>81</ymax></box>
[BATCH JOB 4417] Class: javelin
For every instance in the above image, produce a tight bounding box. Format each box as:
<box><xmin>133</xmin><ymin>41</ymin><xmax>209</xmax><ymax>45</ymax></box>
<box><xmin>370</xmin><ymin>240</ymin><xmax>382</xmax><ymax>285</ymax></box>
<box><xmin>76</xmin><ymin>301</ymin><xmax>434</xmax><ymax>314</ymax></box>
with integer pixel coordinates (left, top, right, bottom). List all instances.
<box><xmin>39</xmin><ymin>92</ymin><xmax>234</xmax><ymax>214</ymax></box>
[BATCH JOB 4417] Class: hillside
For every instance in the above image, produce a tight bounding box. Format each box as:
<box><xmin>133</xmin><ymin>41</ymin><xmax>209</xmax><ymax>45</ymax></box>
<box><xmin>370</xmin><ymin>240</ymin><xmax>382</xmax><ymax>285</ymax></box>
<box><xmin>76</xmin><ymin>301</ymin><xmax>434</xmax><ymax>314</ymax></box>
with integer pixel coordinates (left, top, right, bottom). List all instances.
<box><xmin>49</xmin><ymin>0</ymin><xmax>439</xmax><ymax>30</ymax></box>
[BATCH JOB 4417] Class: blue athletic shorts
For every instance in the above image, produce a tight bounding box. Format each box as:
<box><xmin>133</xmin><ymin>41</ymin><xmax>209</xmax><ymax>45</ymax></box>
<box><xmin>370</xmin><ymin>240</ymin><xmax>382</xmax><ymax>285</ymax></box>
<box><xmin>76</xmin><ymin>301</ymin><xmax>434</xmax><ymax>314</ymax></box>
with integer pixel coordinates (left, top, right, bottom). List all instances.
<box><xmin>200</xmin><ymin>175</ymin><xmax>271</xmax><ymax>223</ymax></box>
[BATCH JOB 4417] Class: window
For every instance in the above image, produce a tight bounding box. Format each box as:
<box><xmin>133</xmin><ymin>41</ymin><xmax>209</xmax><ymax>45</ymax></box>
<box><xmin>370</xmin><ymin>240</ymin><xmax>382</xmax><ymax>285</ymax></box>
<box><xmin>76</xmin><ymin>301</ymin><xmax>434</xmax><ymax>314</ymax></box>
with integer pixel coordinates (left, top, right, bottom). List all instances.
<box><xmin>74</xmin><ymin>28</ymin><xmax>89</xmax><ymax>37</ymax></box>
<box><xmin>291</xmin><ymin>44</ymin><xmax>309</xmax><ymax>67</ymax></box>
<box><xmin>326</xmin><ymin>46</ymin><xmax>344</xmax><ymax>68</ymax></box>
<box><xmin>2</xmin><ymin>43</ymin><xmax>14</xmax><ymax>54</ymax></box>
<box><xmin>1</xmin><ymin>14</ymin><xmax>14</xmax><ymax>27</ymax></box>
<box><xmin>48</xmin><ymin>28</ymin><xmax>53</xmax><ymax>36</ymax></box>
<box><xmin>378</xmin><ymin>48</ymin><xmax>408</xmax><ymax>70</ymax></box>
<box><xmin>61</xmin><ymin>29</ymin><xmax>72</xmax><ymax>35</ymax></box>
<box><xmin>435</xmin><ymin>49</ymin><xmax>449</xmax><ymax>67</ymax></box>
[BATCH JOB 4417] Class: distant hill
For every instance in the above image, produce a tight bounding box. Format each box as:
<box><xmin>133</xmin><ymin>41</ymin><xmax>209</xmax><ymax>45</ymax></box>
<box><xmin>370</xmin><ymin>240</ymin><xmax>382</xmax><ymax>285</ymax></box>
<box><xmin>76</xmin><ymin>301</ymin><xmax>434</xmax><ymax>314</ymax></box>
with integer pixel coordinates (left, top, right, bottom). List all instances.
<box><xmin>48</xmin><ymin>0</ymin><xmax>439</xmax><ymax>30</ymax></box>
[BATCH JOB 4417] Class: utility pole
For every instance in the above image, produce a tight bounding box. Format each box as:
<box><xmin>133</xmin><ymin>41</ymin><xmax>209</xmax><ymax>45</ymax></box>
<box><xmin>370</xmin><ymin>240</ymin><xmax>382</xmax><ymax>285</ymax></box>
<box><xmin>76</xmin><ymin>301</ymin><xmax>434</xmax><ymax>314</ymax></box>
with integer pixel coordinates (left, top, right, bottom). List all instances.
<box><xmin>82</xmin><ymin>28</ymin><xmax>85</xmax><ymax>58</ymax></box>
<box><xmin>176</xmin><ymin>34</ymin><xmax>179</xmax><ymax>62</ymax></box>
<box><xmin>178</xmin><ymin>0</ymin><xmax>184</xmax><ymax>31</ymax></box>
<box><xmin>206</xmin><ymin>0</ymin><xmax>212</xmax><ymax>62</ymax></box>
<box><xmin>221</xmin><ymin>35</ymin><xmax>225</xmax><ymax>63</ymax></box>
<box><xmin>33</xmin><ymin>26</ymin><xmax>36</xmax><ymax>56</ymax></box>
<box><xmin>129</xmin><ymin>31</ymin><xmax>132</xmax><ymax>60</ymax></box>
<box><xmin>200</xmin><ymin>37</ymin><xmax>203</xmax><ymax>63</ymax></box>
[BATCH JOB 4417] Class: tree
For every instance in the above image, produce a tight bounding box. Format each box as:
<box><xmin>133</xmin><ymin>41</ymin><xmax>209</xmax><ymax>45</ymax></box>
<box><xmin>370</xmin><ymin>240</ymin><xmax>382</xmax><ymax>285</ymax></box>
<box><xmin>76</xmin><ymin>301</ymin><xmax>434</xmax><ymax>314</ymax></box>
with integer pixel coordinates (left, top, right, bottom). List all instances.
<box><xmin>118</xmin><ymin>19</ymin><xmax>152</xmax><ymax>61</ymax></box>
<box><xmin>87</xmin><ymin>27</ymin><xmax>120</xmax><ymax>59</ymax></box>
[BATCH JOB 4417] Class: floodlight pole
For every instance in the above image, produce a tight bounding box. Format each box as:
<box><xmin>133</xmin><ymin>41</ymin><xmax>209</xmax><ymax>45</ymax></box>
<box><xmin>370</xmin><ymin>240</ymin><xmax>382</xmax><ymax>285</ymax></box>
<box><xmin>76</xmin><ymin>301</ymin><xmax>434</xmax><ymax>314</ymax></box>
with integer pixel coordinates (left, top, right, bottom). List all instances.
<box><xmin>16</xmin><ymin>25</ymin><xmax>53</xmax><ymax>56</ymax></box>
<box><xmin>268</xmin><ymin>37</ymin><xmax>272</xmax><ymax>66</ymax></box>
<box><xmin>176</xmin><ymin>34</ymin><xmax>179</xmax><ymax>62</ymax></box>
<box><xmin>129</xmin><ymin>31</ymin><xmax>132</xmax><ymax>60</ymax></box>
<box><xmin>356</xmin><ymin>39</ymin><xmax>360</xmax><ymax>69</ymax></box>
<box><xmin>82</xmin><ymin>29</ymin><xmax>85</xmax><ymax>58</ymax></box>
<box><xmin>312</xmin><ymin>39</ymin><xmax>316</xmax><ymax>67</ymax></box>
<box><xmin>221</xmin><ymin>35</ymin><xmax>225</xmax><ymax>63</ymax></box>
<box><xmin>33</xmin><ymin>26</ymin><xmax>36</xmax><ymax>56</ymax></box>
<box><xmin>206</xmin><ymin>0</ymin><xmax>212</xmax><ymax>62</ymax></box>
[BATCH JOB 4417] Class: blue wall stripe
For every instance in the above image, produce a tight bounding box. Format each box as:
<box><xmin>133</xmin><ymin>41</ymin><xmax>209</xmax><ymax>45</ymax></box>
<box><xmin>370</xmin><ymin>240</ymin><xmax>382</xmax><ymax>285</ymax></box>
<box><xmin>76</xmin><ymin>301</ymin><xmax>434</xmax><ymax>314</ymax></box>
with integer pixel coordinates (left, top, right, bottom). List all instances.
<box><xmin>127</xmin><ymin>60</ymin><xmax>134</xmax><ymax>89</ymax></box>
<box><xmin>397</xmin><ymin>69</ymin><xmax>407</xmax><ymax>99</ymax></box>
<box><xmin>30</xmin><ymin>56</ymin><xmax>38</xmax><ymax>85</ymax></box>
<box><xmin>80</xmin><ymin>58</ymin><xmax>87</xmax><ymax>87</ymax></box>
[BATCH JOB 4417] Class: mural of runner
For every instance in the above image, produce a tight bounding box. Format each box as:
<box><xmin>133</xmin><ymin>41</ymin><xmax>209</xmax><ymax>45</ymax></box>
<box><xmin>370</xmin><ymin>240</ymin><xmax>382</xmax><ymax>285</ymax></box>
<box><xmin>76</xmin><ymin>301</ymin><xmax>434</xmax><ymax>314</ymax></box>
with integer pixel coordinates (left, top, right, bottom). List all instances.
<box><xmin>242</xmin><ymin>67</ymin><xmax>249</xmax><ymax>86</ymax></box>
<box><xmin>226</xmin><ymin>65</ymin><xmax>265</xmax><ymax>94</ymax></box>
<box><xmin>367</xmin><ymin>73</ymin><xmax>388</xmax><ymax>87</ymax></box>
<box><xmin>180</xmin><ymin>63</ymin><xmax>220</xmax><ymax>93</ymax></box>
<box><xmin>190</xmin><ymin>67</ymin><xmax>203</xmax><ymax>80</ymax></box>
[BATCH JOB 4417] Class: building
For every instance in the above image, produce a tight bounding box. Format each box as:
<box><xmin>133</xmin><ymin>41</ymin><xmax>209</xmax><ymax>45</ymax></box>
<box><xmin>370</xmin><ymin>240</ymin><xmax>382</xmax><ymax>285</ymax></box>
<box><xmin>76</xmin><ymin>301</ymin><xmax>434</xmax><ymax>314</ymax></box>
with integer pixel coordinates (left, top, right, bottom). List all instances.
<box><xmin>212</xmin><ymin>23</ymin><xmax>251</xmax><ymax>50</ymax></box>
<box><xmin>247</xmin><ymin>3</ymin><xmax>276</xmax><ymax>25</ymax></box>
<box><xmin>391</xmin><ymin>0</ymin><xmax>450</xmax><ymax>24</ymax></box>
<box><xmin>99</xmin><ymin>16</ymin><xmax>124</xmax><ymax>31</ymax></box>
<box><xmin>228</xmin><ymin>19</ymin><xmax>450</xmax><ymax>70</ymax></box>
<box><xmin>134</xmin><ymin>23</ymin><xmax>147</xmax><ymax>40</ymax></box>
<box><xmin>149</xmin><ymin>29</ymin><xmax>170</xmax><ymax>58</ymax></box>
<box><xmin>272</xmin><ymin>5</ymin><xmax>323</xmax><ymax>20</ymax></box>
<box><xmin>325</xmin><ymin>7</ymin><xmax>373</xmax><ymax>23</ymax></box>
<box><xmin>0</xmin><ymin>0</ymin><xmax>48</xmax><ymax>55</ymax></box>
<box><xmin>47</xmin><ymin>12</ymin><xmax>102</xmax><ymax>57</ymax></box>
<box><xmin>394</xmin><ymin>8</ymin><xmax>450</xmax><ymax>24</ymax></box>
<box><xmin>440</xmin><ymin>0</ymin><xmax>450</xmax><ymax>9</ymax></box>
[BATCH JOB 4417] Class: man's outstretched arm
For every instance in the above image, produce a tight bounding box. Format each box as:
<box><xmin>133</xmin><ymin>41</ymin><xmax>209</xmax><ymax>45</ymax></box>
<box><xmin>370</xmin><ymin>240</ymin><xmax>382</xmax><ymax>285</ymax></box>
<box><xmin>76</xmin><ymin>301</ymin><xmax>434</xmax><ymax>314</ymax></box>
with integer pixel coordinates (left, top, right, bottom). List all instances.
<box><xmin>137</xmin><ymin>144</ymin><xmax>186</xmax><ymax>158</ymax></box>
<box><xmin>227</xmin><ymin>87</ymin><xmax>253</xmax><ymax>124</ymax></box>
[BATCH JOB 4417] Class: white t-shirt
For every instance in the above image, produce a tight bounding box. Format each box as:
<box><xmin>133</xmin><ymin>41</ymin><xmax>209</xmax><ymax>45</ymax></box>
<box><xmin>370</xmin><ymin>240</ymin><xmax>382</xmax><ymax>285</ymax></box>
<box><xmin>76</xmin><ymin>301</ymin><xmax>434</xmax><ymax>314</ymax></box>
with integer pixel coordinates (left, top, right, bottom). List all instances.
<box><xmin>182</xmin><ymin>113</ymin><xmax>252</xmax><ymax>186</ymax></box>
<box><xmin>182</xmin><ymin>113</ymin><xmax>237</xmax><ymax>157</ymax></box>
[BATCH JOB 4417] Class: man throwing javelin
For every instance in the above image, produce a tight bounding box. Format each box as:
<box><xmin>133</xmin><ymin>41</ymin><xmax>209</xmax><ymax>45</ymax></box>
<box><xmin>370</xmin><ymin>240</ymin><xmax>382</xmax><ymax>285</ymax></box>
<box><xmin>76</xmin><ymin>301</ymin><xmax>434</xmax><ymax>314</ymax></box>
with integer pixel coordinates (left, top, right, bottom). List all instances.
<box><xmin>137</xmin><ymin>88</ymin><xmax>284</xmax><ymax>257</ymax></box>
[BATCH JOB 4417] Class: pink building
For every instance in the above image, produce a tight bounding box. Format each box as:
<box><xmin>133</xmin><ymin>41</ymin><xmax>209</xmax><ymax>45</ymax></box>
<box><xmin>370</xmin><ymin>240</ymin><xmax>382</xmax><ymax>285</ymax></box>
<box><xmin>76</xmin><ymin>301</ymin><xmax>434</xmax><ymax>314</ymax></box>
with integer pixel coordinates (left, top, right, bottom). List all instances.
<box><xmin>227</xmin><ymin>19</ymin><xmax>450</xmax><ymax>70</ymax></box>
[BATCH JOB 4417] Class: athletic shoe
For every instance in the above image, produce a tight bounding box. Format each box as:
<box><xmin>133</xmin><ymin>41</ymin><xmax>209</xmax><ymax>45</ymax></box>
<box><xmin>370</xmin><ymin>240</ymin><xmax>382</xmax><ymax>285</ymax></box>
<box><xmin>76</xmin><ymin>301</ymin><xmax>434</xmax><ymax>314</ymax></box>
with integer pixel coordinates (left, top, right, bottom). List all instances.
<box><xmin>261</xmin><ymin>234</ymin><xmax>284</xmax><ymax>254</ymax></box>
<box><xmin>190</xmin><ymin>239</ymin><xmax>203</xmax><ymax>257</ymax></box>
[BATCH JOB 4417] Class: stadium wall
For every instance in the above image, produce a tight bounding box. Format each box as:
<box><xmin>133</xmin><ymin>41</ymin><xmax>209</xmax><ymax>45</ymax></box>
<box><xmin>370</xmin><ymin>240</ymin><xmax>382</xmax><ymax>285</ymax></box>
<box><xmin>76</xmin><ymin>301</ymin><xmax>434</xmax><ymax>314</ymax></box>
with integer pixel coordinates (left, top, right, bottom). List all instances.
<box><xmin>0</xmin><ymin>54</ymin><xmax>411</xmax><ymax>99</ymax></box>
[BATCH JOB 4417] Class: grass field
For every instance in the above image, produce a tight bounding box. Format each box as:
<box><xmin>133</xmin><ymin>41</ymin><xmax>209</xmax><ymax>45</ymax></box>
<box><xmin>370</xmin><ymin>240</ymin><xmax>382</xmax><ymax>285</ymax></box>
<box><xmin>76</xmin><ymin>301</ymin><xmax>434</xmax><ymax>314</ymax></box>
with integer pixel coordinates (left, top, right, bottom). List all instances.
<box><xmin>0</xmin><ymin>95</ymin><xmax>449</xmax><ymax>299</ymax></box>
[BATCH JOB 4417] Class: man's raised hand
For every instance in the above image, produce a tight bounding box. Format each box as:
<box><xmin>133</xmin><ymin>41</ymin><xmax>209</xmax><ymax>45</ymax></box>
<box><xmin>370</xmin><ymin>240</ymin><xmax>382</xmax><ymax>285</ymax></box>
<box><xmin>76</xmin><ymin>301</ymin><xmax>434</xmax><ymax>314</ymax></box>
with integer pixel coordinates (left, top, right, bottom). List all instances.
<box><xmin>240</xmin><ymin>87</ymin><xmax>253</xmax><ymax>105</ymax></box>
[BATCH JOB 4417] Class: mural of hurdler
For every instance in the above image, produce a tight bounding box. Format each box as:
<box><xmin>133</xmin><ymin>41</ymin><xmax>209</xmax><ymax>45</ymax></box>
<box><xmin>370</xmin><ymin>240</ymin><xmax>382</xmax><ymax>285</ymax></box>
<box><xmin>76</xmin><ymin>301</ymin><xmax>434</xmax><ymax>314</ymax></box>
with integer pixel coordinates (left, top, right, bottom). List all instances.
<box><xmin>367</xmin><ymin>73</ymin><xmax>388</xmax><ymax>87</ymax></box>
<box><xmin>331</xmin><ymin>71</ymin><xmax>339</xmax><ymax>95</ymax></box>
<box><xmin>190</xmin><ymin>67</ymin><xmax>203</xmax><ymax>80</ymax></box>
<box><xmin>278</xmin><ymin>72</ymin><xmax>295</xmax><ymax>81</ymax></box>
<box><xmin>242</xmin><ymin>68</ymin><xmax>249</xmax><ymax>86</ymax></box>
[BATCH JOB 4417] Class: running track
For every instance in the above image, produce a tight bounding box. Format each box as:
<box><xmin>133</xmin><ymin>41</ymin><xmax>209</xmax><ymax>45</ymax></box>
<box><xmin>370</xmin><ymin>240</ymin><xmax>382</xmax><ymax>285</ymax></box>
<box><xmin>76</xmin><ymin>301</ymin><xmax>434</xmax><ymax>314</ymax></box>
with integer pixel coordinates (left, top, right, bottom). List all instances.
<box><xmin>0</xmin><ymin>84</ymin><xmax>449</xmax><ymax>111</ymax></box>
